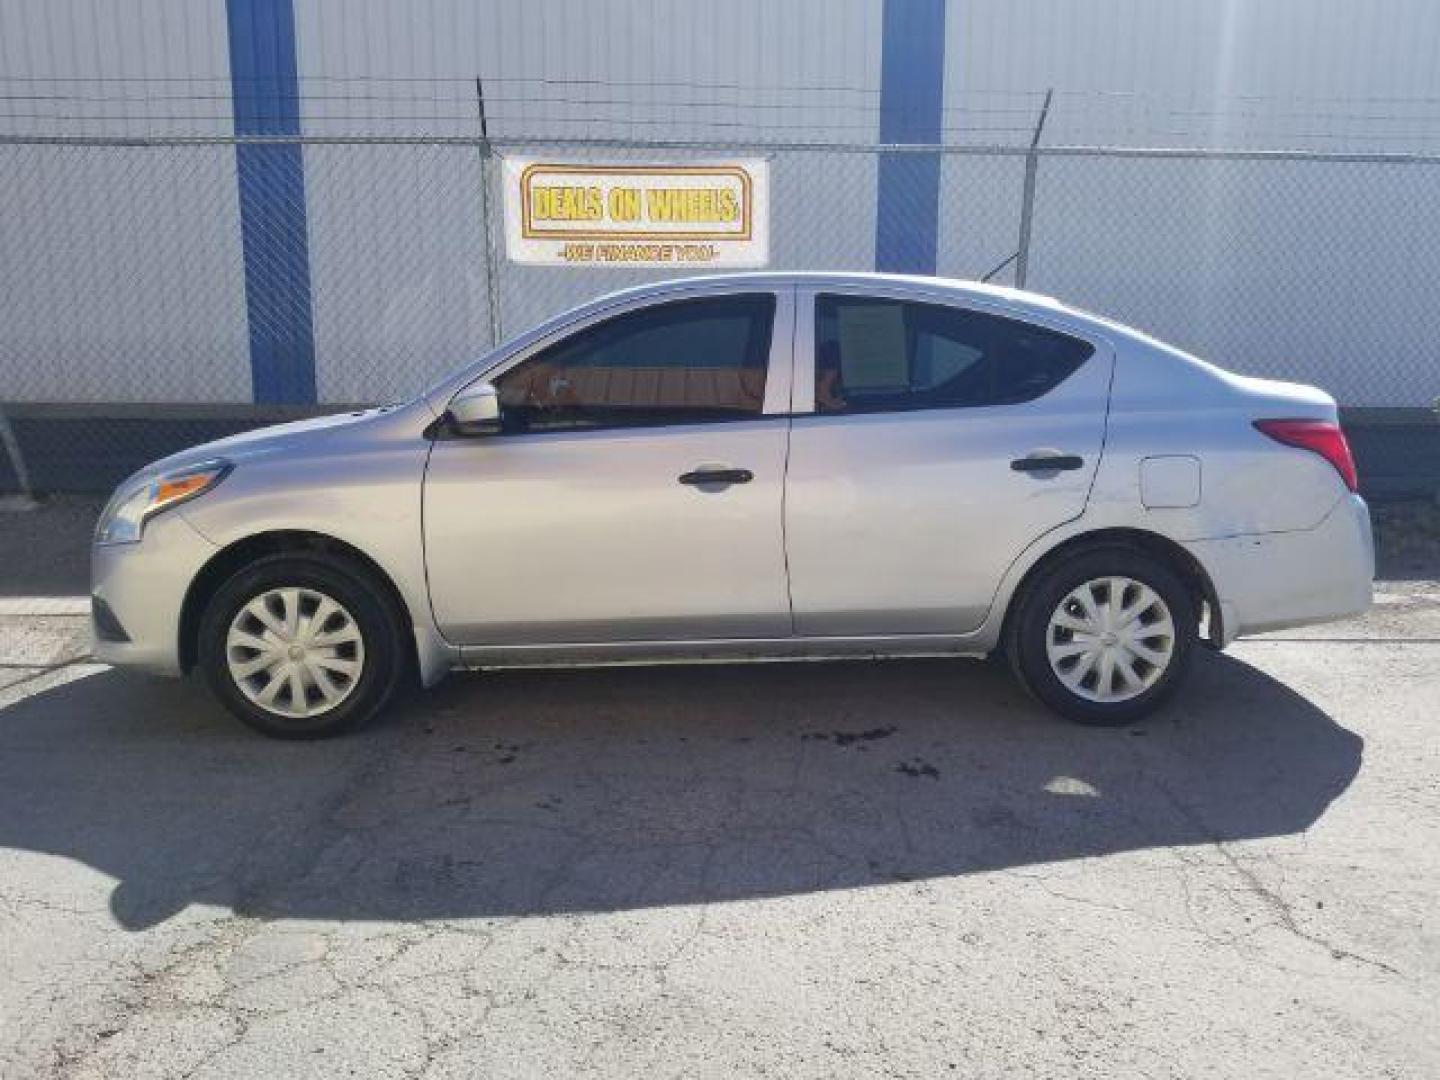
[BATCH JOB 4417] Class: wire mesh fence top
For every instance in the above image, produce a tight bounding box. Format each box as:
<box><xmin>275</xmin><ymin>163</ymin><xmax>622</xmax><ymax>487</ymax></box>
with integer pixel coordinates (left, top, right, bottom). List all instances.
<box><xmin>3</xmin><ymin>135</ymin><xmax>1440</xmax><ymax>410</ymax></box>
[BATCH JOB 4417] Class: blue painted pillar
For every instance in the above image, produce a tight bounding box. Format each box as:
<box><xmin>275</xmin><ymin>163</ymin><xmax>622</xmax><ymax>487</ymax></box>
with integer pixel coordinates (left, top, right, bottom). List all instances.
<box><xmin>226</xmin><ymin>0</ymin><xmax>317</xmax><ymax>403</ymax></box>
<box><xmin>874</xmin><ymin>0</ymin><xmax>947</xmax><ymax>274</ymax></box>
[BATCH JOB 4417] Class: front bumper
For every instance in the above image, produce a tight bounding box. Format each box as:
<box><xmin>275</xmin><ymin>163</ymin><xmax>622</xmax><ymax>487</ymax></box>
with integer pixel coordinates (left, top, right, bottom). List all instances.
<box><xmin>90</xmin><ymin>512</ymin><xmax>219</xmax><ymax>675</ymax></box>
<box><xmin>1185</xmin><ymin>493</ymin><xmax>1374</xmax><ymax>644</ymax></box>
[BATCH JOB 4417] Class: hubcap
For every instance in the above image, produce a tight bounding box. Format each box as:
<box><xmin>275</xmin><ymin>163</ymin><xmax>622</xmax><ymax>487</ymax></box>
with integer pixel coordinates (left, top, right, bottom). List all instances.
<box><xmin>225</xmin><ymin>587</ymin><xmax>365</xmax><ymax>719</ymax></box>
<box><xmin>1045</xmin><ymin>576</ymin><xmax>1175</xmax><ymax>703</ymax></box>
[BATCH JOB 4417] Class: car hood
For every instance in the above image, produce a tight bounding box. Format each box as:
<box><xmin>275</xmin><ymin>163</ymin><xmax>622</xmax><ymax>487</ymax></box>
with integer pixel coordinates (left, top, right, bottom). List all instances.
<box><xmin>137</xmin><ymin>404</ymin><xmax>422</xmax><ymax>479</ymax></box>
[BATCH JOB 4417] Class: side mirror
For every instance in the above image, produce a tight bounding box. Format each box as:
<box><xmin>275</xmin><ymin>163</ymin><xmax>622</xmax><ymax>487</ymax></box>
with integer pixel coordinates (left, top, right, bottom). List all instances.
<box><xmin>447</xmin><ymin>382</ymin><xmax>502</xmax><ymax>436</ymax></box>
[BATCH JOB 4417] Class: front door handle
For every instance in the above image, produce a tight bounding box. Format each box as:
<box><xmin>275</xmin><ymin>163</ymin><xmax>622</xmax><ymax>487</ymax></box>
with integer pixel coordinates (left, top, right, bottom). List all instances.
<box><xmin>1010</xmin><ymin>453</ymin><xmax>1084</xmax><ymax>473</ymax></box>
<box><xmin>678</xmin><ymin>467</ymin><xmax>754</xmax><ymax>486</ymax></box>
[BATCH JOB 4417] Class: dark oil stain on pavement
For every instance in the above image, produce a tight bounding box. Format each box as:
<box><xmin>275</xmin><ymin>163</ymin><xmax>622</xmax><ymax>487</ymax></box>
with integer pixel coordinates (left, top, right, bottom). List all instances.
<box><xmin>897</xmin><ymin>758</ymin><xmax>941</xmax><ymax>780</ymax></box>
<box><xmin>801</xmin><ymin>726</ymin><xmax>898</xmax><ymax>748</ymax></box>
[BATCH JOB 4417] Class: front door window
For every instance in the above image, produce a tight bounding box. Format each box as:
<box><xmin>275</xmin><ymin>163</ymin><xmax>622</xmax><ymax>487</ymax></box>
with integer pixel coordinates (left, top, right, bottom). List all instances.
<box><xmin>493</xmin><ymin>294</ymin><xmax>776</xmax><ymax>433</ymax></box>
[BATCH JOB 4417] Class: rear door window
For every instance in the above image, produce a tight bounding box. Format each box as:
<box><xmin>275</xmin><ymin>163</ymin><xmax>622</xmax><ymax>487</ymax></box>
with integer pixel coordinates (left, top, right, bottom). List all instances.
<box><xmin>814</xmin><ymin>294</ymin><xmax>1093</xmax><ymax>415</ymax></box>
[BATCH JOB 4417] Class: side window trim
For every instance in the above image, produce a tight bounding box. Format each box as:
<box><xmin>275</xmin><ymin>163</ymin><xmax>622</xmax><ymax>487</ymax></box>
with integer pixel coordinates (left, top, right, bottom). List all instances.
<box><xmin>795</xmin><ymin>286</ymin><xmax>1103</xmax><ymax>417</ymax></box>
<box><xmin>791</xmin><ymin>288</ymin><xmax>818</xmax><ymax>415</ymax></box>
<box><xmin>457</xmin><ymin>287</ymin><xmax>795</xmax><ymax>435</ymax></box>
<box><xmin>764</xmin><ymin>283</ymin><xmax>797</xmax><ymax>418</ymax></box>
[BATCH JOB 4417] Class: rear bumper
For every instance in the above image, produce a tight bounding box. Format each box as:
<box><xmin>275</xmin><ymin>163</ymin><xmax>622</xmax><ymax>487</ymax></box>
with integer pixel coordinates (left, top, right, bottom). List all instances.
<box><xmin>1185</xmin><ymin>494</ymin><xmax>1374</xmax><ymax>645</ymax></box>
<box><xmin>90</xmin><ymin>512</ymin><xmax>218</xmax><ymax>675</ymax></box>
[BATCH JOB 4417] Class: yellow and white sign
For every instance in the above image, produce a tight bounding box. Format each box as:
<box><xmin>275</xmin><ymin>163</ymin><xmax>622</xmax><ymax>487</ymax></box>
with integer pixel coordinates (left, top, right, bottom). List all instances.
<box><xmin>502</xmin><ymin>158</ymin><xmax>769</xmax><ymax>267</ymax></box>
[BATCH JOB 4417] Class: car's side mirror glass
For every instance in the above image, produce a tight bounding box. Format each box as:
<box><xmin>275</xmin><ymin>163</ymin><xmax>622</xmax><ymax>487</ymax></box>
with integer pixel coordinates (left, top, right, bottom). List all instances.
<box><xmin>447</xmin><ymin>382</ymin><xmax>503</xmax><ymax>436</ymax></box>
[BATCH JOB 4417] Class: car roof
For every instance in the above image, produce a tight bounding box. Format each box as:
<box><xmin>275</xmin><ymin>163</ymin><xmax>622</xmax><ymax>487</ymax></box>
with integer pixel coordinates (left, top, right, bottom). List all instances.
<box><xmin>581</xmin><ymin>271</ymin><xmax>1095</xmax><ymax>328</ymax></box>
<box><xmin>591</xmin><ymin>271</ymin><xmax>1051</xmax><ymax>308</ymax></box>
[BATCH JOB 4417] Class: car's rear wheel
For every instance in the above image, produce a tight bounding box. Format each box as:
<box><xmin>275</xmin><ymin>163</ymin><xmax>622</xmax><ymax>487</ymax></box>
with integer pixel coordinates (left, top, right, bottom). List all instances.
<box><xmin>1006</xmin><ymin>546</ymin><xmax>1196</xmax><ymax>726</ymax></box>
<box><xmin>198</xmin><ymin>554</ymin><xmax>407</xmax><ymax>738</ymax></box>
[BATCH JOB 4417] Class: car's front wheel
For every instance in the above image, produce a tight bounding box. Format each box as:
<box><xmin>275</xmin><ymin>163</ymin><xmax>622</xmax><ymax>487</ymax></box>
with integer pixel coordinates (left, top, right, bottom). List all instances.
<box><xmin>198</xmin><ymin>553</ymin><xmax>408</xmax><ymax>738</ymax></box>
<box><xmin>1006</xmin><ymin>546</ymin><xmax>1197</xmax><ymax>726</ymax></box>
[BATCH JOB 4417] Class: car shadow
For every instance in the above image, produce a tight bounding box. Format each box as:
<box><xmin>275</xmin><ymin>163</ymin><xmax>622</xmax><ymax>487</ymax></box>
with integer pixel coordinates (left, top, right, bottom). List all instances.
<box><xmin>0</xmin><ymin>650</ymin><xmax>1360</xmax><ymax>930</ymax></box>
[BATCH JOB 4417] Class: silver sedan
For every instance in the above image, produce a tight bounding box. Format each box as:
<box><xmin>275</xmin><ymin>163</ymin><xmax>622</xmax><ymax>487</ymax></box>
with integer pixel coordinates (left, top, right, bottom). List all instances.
<box><xmin>91</xmin><ymin>273</ymin><xmax>1373</xmax><ymax>737</ymax></box>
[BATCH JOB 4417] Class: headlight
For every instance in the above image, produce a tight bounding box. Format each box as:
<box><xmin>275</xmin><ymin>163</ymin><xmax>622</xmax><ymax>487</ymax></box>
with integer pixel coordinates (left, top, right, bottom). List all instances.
<box><xmin>95</xmin><ymin>460</ymin><xmax>231</xmax><ymax>546</ymax></box>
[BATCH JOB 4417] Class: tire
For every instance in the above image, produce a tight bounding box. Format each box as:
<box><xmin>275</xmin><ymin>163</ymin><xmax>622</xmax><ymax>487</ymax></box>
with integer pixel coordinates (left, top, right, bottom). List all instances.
<box><xmin>197</xmin><ymin>553</ymin><xmax>409</xmax><ymax>739</ymax></box>
<box><xmin>1004</xmin><ymin>545</ymin><xmax>1196</xmax><ymax>726</ymax></box>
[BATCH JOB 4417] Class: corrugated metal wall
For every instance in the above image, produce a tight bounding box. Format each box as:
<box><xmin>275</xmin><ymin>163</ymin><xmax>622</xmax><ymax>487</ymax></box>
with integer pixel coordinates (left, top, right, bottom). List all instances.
<box><xmin>291</xmin><ymin>0</ymin><xmax>884</xmax><ymax>404</ymax></box>
<box><xmin>0</xmin><ymin>0</ymin><xmax>249</xmax><ymax>403</ymax></box>
<box><xmin>3</xmin><ymin>0</ymin><xmax>1440</xmax><ymax>408</ymax></box>
<box><xmin>10</xmin><ymin>0</ymin><xmax>1440</xmax><ymax>149</ymax></box>
<box><xmin>949</xmin><ymin>0</ymin><xmax>1440</xmax><ymax>152</ymax></box>
<box><xmin>293</xmin><ymin>0</ymin><xmax>881</xmax><ymax>142</ymax></box>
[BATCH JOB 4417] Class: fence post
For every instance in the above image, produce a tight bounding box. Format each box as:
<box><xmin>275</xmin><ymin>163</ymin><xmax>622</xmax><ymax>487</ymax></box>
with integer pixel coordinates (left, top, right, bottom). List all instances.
<box><xmin>1014</xmin><ymin>88</ymin><xmax>1053</xmax><ymax>290</ymax></box>
<box><xmin>0</xmin><ymin>406</ymin><xmax>36</xmax><ymax>506</ymax></box>
<box><xmin>476</xmin><ymin>77</ymin><xmax>504</xmax><ymax>349</ymax></box>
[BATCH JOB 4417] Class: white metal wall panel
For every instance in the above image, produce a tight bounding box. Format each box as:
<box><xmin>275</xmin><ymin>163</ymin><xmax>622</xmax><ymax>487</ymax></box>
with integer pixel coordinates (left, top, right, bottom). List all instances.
<box><xmin>0</xmin><ymin>0</ymin><xmax>250</xmax><ymax>403</ymax></box>
<box><xmin>302</xmin><ymin>143</ymin><xmax>494</xmax><ymax>404</ymax></box>
<box><xmin>4</xmin><ymin>1</ymin><xmax>1440</xmax><ymax>405</ymax></box>
<box><xmin>1021</xmin><ymin>155</ymin><xmax>1440</xmax><ymax>407</ymax></box>
<box><xmin>292</xmin><ymin>0</ymin><xmax>881</xmax><ymax>141</ymax></box>
<box><xmin>940</xmin><ymin>0</ymin><xmax>1440</xmax><ymax>405</ymax></box>
<box><xmin>0</xmin><ymin>144</ymin><xmax>252</xmax><ymax>403</ymax></box>
<box><xmin>946</xmin><ymin>0</ymin><xmax>1440</xmax><ymax>152</ymax></box>
<box><xmin>292</xmin><ymin>0</ymin><xmax>883</xmax><ymax>399</ymax></box>
<box><xmin>0</xmin><ymin>0</ymin><xmax>235</xmax><ymax>137</ymax></box>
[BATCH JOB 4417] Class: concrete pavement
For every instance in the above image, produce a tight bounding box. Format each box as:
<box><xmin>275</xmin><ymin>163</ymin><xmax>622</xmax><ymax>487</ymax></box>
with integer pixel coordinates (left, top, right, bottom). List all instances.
<box><xmin>0</xmin><ymin>585</ymin><xmax>1437</xmax><ymax>1078</ymax></box>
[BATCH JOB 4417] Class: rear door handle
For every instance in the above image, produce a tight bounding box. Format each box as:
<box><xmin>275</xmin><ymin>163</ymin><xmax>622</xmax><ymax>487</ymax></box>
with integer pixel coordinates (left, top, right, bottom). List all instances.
<box><xmin>1010</xmin><ymin>453</ymin><xmax>1084</xmax><ymax>473</ymax></box>
<box><xmin>678</xmin><ymin>467</ymin><xmax>754</xmax><ymax>486</ymax></box>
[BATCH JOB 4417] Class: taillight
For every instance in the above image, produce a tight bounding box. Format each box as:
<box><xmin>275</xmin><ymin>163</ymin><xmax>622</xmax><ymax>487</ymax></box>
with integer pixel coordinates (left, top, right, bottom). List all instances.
<box><xmin>1254</xmin><ymin>419</ymin><xmax>1358</xmax><ymax>492</ymax></box>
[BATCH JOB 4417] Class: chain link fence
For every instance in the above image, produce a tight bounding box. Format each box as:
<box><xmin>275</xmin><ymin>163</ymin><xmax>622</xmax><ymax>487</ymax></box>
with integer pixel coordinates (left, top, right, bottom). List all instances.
<box><xmin>2</xmin><ymin>134</ymin><xmax>1438</xmax><ymax>496</ymax></box>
